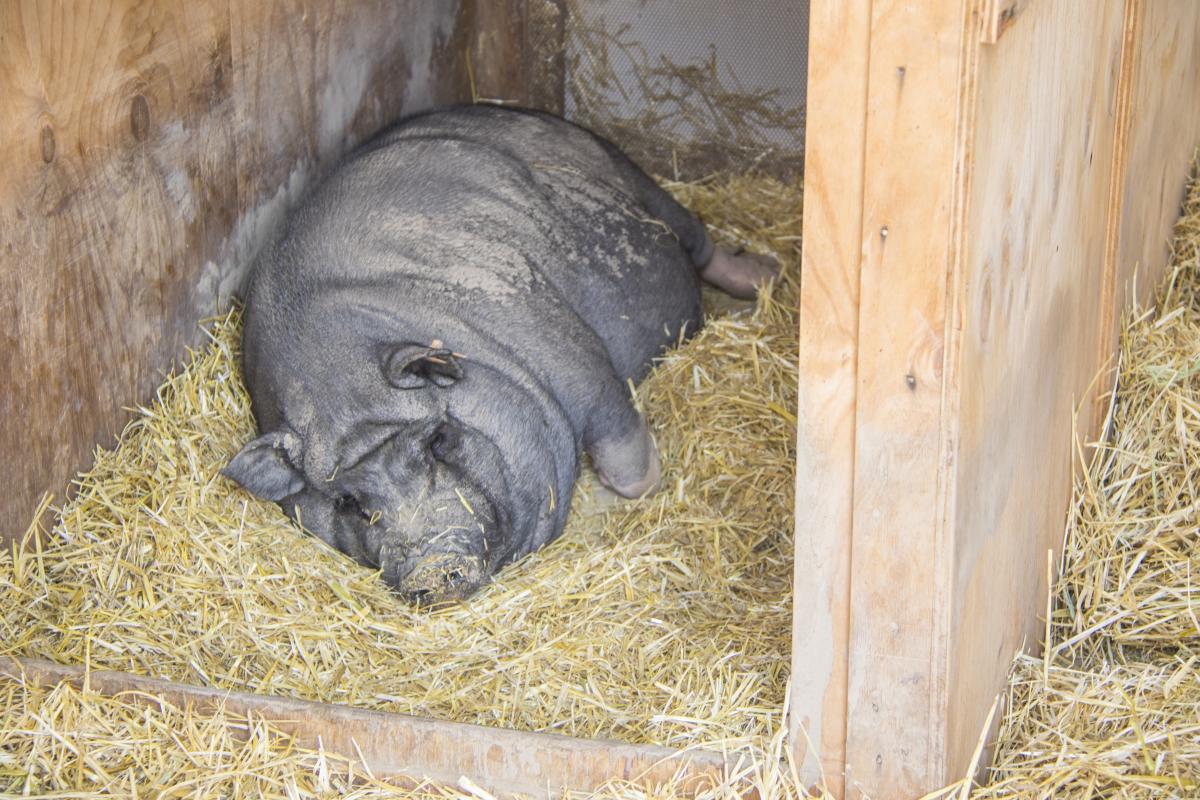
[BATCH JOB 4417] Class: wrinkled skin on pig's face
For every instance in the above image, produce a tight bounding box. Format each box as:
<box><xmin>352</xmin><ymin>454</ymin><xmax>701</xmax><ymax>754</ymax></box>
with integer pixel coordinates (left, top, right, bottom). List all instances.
<box><xmin>223</xmin><ymin>105</ymin><xmax>778</xmax><ymax>605</ymax></box>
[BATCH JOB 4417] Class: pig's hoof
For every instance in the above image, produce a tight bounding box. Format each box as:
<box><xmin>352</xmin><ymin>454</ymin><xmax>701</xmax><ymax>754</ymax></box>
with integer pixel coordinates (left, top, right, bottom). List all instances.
<box><xmin>595</xmin><ymin>438</ymin><xmax>661</xmax><ymax>499</ymax></box>
<box><xmin>698</xmin><ymin>247</ymin><xmax>779</xmax><ymax>300</ymax></box>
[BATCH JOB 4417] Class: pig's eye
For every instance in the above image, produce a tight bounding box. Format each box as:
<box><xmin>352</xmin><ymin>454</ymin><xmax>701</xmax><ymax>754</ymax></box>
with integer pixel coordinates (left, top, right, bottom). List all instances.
<box><xmin>334</xmin><ymin>494</ymin><xmax>372</xmax><ymax>521</ymax></box>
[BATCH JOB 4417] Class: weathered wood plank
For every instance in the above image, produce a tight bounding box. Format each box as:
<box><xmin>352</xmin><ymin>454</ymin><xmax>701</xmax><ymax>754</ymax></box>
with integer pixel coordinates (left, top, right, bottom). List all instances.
<box><xmin>468</xmin><ymin>0</ymin><xmax>565</xmax><ymax>111</ymax></box>
<box><xmin>1111</xmin><ymin>1</ymin><xmax>1200</xmax><ymax>326</ymax></box>
<box><xmin>979</xmin><ymin>0</ymin><xmax>1036</xmax><ymax>44</ymax></box>
<box><xmin>0</xmin><ymin>0</ymin><xmax>237</xmax><ymax>543</ymax></box>
<box><xmin>944</xmin><ymin>0</ymin><xmax>1132</xmax><ymax>778</ymax></box>
<box><xmin>840</xmin><ymin>1</ymin><xmax>965</xmax><ymax>795</ymax></box>
<box><xmin>2</xmin><ymin>656</ymin><xmax>730</xmax><ymax>799</ymax></box>
<box><xmin>790</xmin><ymin>1</ymin><xmax>871</xmax><ymax>796</ymax></box>
<box><xmin>799</xmin><ymin>2</ymin><xmax>1200</xmax><ymax>798</ymax></box>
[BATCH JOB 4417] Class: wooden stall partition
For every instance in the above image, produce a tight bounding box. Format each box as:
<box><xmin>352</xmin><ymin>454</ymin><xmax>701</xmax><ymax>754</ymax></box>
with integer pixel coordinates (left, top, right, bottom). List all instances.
<box><xmin>794</xmin><ymin>1</ymin><xmax>1200</xmax><ymax>797</ymax></box>
<box><xmin>793</xmin><ymin>0</ymin><xmax>969</xmax><ymax>794</ymax></box>
<box><xmin>1110</xmin><ymin>2</ymin><xmax>1200</xmax><ymax>334</ymax></box>
<box><xmin>0</xmin><ymin>0</ymin><xmax>240</xmax><ymax>544</ymax></box>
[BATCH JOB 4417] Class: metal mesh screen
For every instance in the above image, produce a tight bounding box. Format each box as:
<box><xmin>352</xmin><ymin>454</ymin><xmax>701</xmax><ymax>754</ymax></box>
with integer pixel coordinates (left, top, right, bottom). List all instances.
<box><xmin>563</xmin><ymin>0</ymin><xmax>808</xmax><ymax>179</ymax></box>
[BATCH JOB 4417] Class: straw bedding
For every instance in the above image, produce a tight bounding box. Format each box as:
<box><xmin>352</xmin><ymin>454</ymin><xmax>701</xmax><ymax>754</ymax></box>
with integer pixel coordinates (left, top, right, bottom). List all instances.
<box><xmin>0</xmin><ymin>175</ymin><xmax>808</xmax><ymax>796</ymax></box>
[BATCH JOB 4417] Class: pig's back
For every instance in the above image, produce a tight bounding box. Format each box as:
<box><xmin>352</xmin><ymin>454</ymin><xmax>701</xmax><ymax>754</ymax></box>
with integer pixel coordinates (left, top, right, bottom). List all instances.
<box><xmin>368</xmin><ymin>106</ymin><xmax>704</xmax><ymax>382</ymax></box>
<box><xmin>253</xmin><ymin>105</ymin><xmax>702</xmax><ymax>396</ymax></box>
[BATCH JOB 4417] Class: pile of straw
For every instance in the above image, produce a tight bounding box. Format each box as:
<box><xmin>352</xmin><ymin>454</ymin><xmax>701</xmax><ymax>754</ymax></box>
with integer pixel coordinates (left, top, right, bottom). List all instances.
<box><xmin>0</xmin><ymin>175</ymin><xmax>809</xmax><ymax>796</ymax></box>
<box><xmin>939</xmin><ymin>161</ymin><xmax>1200</xmax><ymax>799</ymax></box>
<box><xmin>563</xmin><ymin>0</ymin><xmax>805</xmax><ymax>180</ymax></box>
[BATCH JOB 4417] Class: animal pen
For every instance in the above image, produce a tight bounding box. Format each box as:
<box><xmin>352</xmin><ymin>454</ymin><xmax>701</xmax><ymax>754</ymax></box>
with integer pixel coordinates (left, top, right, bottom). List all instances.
<box><xmin>2</xmin><ymin>1</ymin><xmax>1200</xmax><ymax>799</ymax></box>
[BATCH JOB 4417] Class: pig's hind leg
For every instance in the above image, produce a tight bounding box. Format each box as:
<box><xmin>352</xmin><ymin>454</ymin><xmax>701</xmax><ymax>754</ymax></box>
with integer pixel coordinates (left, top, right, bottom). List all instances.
<box><xmin>596</xmin><ymin>141</ymin><xmax>779</xmax><ymax>299</ymax></box>
<box><xmin>697</xmin><ymin>248</ymin><xmax>780</xmax><ymax>300</ymax></box>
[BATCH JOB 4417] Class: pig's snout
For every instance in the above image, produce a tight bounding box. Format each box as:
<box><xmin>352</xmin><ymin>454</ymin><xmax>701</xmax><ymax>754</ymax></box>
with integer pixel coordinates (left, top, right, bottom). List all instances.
<box><xmin>371</xmin><ymin>476</ymin><xmax>498</xmax><ymax>604</ymax></box>
<box><xmin>393</xmin><ymin>552</ymin><xmax>486</xmax><ymax>605</ymax></box>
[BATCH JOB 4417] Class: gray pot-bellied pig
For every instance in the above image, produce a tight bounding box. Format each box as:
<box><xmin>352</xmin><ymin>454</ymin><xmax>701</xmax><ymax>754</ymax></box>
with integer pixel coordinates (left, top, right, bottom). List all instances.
<box><xmin>222</xmin><ymin>105</ymin><xmax>776</xmax><ymax>605</ymax></box>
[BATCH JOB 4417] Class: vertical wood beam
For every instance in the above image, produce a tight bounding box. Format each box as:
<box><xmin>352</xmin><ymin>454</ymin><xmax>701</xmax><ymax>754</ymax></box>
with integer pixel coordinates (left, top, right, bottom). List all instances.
<box><xmin>791</xmin><ymin>1</ymin><xmax>871</xmax><ymax>795</ymax></box>
<box><xmin>841</xmin><ymin>1</ymin><xmax>965</xmax><ymax>795</ymax></box>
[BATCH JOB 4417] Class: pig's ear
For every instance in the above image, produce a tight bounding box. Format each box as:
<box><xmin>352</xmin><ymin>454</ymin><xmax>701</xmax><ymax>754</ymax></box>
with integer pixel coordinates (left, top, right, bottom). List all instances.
<box><xmin>383</xmin><ymin>344</ymin><xmax>463</xmax><ymax>389</ymax></box>
<box><xmin>221</xmin><ymin>431</ymin><xmax>306</xmax><ymax>501</ymax></box>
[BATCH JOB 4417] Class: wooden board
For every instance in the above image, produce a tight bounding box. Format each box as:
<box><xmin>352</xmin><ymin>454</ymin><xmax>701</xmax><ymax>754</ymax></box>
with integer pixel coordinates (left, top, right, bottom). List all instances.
<box><xmin>468</xmin><ymin>0</ymin><xmax>566</xmax><ymax>111</ymax></box>
<box><xmin>794</xmin><ymin>1</ymin><xmax>970</xmax><ymax>793</ymax></box>
<box><xmin>1112</xmin><ymin>2</ymin><xmax>1200</xmax><ymax>323</ymax></box>
<box><xmin>1</xmin><ymin>655</ymin><xmax>730</xmax><ymax>799</ymax></box>
<box><xmin>0</xmin><ymin>0</ymin><xmax>493</xmax><ymax>545</ymax></box>
<box><xmin>978</xmin><ymin>0</ymin><xmax>1036</xmax><ymax>44</ymax></box>
<box><xmin>0</xmin><ymin>0</ymin><xmax>236</xmax><ymax>543</ymax></box>
<box><xmin>840</xmin><ymin>0</ymin><xmax>966</xmax><ymax>794</ymax></box>
<box><xmin>790</xmin><ymin>1</ymin><xmax>870</xmax><ymax>795</ymax></box>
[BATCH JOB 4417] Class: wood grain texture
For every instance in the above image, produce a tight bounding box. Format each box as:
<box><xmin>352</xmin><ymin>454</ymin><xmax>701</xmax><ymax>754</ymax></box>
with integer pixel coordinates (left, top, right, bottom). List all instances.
<box><xmin>1095</xmin><ymin>0</ymin><xmax>1142</xmax><ymax>428</ymax></box>
<box><xmin>945</xmin><ymin>0</ymin><xmax>1132</xmax><ymax>775</ymax></box>
<box><xmin>0</xmin><ymin>0</ymin><xmax>480</xmax><ymax>544</ymax></box>
<box><xmin>2</xmin><ymin>656</ymin><xmax>730</xmax><ymax>799</ymax></box>
<box><xmin>979</xmin><ymin>0</ymin><xmax>1036</xmax><ymax>44</ymax></box>
<box><xmin>790</xmin><ymin>1</ymin><xmax>870</xmax><ymax>795</ymax></box>
<box><xmin>798</xmin><ymin>2</ymin><xmax>1200</xmax><ymax>798</ymax></box>
<box><xmin>467</xmin><ymin>0</ymin><xmax>565</xmax><ymax>111</ymax></box>
<box><xmin>0</xmin><ymin>0</ymin><xmax>237</xmax><ymax>543</ymax></box>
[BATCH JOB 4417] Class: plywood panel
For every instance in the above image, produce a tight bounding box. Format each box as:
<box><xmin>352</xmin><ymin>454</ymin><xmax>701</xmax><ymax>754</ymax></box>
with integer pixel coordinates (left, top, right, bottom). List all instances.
<box><xmin>797</xmin><ymin>2</ymin><xmax>1200</xmax><ymax>797</ymax></box>
<box><xmin>1113</xmin><ymin>2</ymin><xmax>1200</xmax><ymax>317</ymax></box>
<box><xmin>0</xmin><ymin>0</ymin><xmax>237</xmax><ymax>543</ymax></box>
<box><xmin>2</xmin><ymin>656</ymin><xmax>730</xmax><ymax>799</ymax></box>
<box><xmin>790</xmin><ymin>1</ymin><xmax>870</xmax><ymax>795</ymax></box>
<box><xmin>944</xmin><ymin>0</ymin><xmax>1131</xmax><ymax>776</ymax></box>
<box><xmin>0</xmin><ymin>1</ymin><xmax>481</xmax><ymax>544</ymax></box>
<box><xmin>978</xmin><ymin>0</ymin><xmax>1036</xmax><ymax>44</ymax></box>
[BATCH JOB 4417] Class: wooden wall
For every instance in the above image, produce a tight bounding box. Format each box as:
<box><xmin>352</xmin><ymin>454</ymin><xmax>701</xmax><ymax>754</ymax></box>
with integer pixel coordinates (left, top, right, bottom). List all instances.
<box><xmin>795</xmin><ymin>1</ymin><xmax>1200</xmax><ymax>797</ymax></box>
<box><xmin>0</xmin><ymin>0</ymin><xmax>552</xmax><ymax>544</ymax></box>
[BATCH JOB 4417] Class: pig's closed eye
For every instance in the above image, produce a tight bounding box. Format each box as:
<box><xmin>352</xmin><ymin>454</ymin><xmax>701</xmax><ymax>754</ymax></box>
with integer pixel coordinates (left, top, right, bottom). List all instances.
<box><xmin>334</xmin><ymin>494</ymin><xmax>372</xmax><ymax>521</ymax></box>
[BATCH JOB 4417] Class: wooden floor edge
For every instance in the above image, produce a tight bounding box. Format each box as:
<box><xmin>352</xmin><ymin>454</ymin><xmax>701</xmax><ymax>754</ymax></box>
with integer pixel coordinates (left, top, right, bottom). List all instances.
<box><xmin>2</xmin><ymin>655</ymin><xmax>739</xmax><ymax>799</ymax></box>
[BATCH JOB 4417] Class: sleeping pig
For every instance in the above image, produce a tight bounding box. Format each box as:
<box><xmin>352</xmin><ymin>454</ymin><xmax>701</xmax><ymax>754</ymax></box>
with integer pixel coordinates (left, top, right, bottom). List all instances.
<box><xmin>222</xmin><ymin>105</ymin><xmax>776</xmax><ymax>604</ymax></box>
